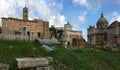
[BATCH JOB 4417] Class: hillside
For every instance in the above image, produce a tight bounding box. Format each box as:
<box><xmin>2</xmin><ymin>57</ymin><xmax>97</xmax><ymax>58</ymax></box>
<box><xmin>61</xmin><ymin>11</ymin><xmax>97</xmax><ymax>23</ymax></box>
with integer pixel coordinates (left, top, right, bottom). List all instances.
<box><xmin>0</xmin><ymin>39</ymin><xmax>120</xmax><ymax>70</ymax></box>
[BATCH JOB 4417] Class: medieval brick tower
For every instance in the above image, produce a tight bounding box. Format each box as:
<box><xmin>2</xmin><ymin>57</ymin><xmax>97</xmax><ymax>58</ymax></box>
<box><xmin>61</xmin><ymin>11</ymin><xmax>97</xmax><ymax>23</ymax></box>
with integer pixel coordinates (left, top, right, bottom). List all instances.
<box><xmin>23</xmin><ymin>6</ymin><xmax>28</xmax><ymax>20</ymax></box>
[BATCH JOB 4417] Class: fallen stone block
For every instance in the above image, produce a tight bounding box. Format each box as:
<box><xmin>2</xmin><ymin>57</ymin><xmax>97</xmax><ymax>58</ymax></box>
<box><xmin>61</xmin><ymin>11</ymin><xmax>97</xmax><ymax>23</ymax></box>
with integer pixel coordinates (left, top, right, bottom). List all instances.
<box><xmin>16</xmin><ymin>58</ymin><xmax>49</xmax><ymax>68</ymax></box>
<box><xmin>41</xmin><ymin>45</ymin><xmax>54</xmax><ymax>52</ymax></box>
<box><xmin>35</xmin><ymin>38</ymin><xmax>61</xmax><ymax>46</ymax></box>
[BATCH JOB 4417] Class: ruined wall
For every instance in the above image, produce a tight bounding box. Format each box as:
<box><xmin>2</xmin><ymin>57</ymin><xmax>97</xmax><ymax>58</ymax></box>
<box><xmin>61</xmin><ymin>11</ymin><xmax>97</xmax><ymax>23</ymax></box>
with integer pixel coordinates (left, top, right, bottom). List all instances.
<box><xmin>65</xmin><ymin>30</ymin><xmax>82</xmax><ymax>45</ymax></box>
<box><xmin>2</xmin><ymin>17</ymin><xmax>50</xmax><ymax>40</ymax></box>
<box><xmin>72</xmin><ymin>38</ymin><xmax>86</xmax><ymax>47</ymax></box>
<box><xmin>43</xmin><ymin>21</ymin><xmax>50</xmax><ymax>39</ymax></box>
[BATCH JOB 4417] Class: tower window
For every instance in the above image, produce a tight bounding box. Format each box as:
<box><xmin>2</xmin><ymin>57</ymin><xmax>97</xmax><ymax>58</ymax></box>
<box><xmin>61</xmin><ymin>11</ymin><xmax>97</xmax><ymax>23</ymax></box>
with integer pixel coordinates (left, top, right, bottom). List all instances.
<box><xmin>25</xmin><ymin>15</ymin><xmax>27</xmax><ymax>18</ymax></box>
<box><xmin>25</xmin><ymin>10</ymin><xmax>27</xmax><ymax>13</ymax></box>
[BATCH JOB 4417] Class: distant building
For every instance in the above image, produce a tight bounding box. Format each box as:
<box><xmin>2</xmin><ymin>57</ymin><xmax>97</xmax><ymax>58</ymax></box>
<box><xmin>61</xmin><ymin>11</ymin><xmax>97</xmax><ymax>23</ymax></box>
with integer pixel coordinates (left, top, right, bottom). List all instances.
<box><xmin>87</xmin><ymin>13</ymin><xmax>120</xmax><ymax>46</ymax></box>
<box><xmin>107</xmin><ymin>21</ymin><xmax>120</xmax><ymax>46</ymax></box>
<box><xmin>54</xmin><ymin>23</ymin><xmax>86</xmax><ymax>46</ymax></box>
<box><xmin>2</xmin><ymin>7</ymin><xmax>50</xmax><ymax>40</ymax></box>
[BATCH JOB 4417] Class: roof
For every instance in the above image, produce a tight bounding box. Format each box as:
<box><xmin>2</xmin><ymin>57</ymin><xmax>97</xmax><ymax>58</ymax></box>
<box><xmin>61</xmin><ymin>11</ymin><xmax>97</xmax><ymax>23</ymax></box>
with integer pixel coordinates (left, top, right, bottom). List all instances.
<box><xmin>107</xmin><ymin>21</ymin><xmax>120</xmax><ymax>29</ymax></box>
<box><xmin>2</xmin><ymin>17</ymin><xmax>49</xmax><ymax>23</ymax></box>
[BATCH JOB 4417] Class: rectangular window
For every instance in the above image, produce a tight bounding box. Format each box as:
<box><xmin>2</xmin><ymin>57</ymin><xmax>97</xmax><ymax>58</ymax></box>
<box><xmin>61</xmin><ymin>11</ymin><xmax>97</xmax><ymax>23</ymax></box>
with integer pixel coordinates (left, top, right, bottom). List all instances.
<box><xmin>38</xmin><ymin>32</ymin><xmax>41</xmax><ymax>37</ymax></box>
<box><xmin>23</xmin><ymin>27</ymin><xmax>26</xmax><ymax>35</ymax></box>
<box><xmin>27</xmin><ymin>31</ymin><xmax>30</xmax><ymax>36</ymax></box>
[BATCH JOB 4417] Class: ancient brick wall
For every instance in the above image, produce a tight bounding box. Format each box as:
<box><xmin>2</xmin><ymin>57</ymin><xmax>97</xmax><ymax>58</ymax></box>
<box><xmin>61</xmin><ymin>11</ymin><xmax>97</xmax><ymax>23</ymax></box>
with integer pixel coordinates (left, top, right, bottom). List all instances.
<box><xmin>2</xmin><ymin>17</ymin><xmax>50</xmax><ymax>40</ymax></box>
<box><xmin>43</xmin><ymin>21</ymin><xmax>50</xmax><ymax>39</ymax></box>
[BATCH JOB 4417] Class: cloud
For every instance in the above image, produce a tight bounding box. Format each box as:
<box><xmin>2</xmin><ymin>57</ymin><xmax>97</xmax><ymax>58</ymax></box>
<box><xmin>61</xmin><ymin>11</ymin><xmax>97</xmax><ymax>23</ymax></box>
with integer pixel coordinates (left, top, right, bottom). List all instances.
<box><xmin>31</xmin><ymin>0</ymin><xmax>66</xmax><ymax>27</ymax></box>
<box><xmin>72</xmin><ymin>0</ymin><xmax>90</xmax><ymax>8</ymax></box>
<box><xmin>0</xmin><ymin>0</ymin><xmax>67</xmax><ymax>27</ymax></box>
<box><xmin>81</xmin><ymin>28</ymin><xmax>87</xmax><ymax>41</ymax></box>
<box><xmin>78</xmin><ymin>11</ymin><xmax>87</xmax><ymax>24</ymax></box>
<box><xmin>71</xmin><ymin>11</ymin><xmax>87</xmax><ymax>31</ymax></box>
<box><xmin>72</xmin><ymin>0</ymin><xmax>102</xmax><ymax>13</ymax></box>
<box><xmin>0</xmin><ymin>0</ymin><xmax>19</xmax><ymax>25</ymax></box>
<box><xmin>108</xmin><ymin>11</ymin><xmax>120</xmax><ymax>23</ymax></box>
<box><xmin>106</xmin><ymin>0</ymin><xmax>120</xmax><ymax>4</ymax></box>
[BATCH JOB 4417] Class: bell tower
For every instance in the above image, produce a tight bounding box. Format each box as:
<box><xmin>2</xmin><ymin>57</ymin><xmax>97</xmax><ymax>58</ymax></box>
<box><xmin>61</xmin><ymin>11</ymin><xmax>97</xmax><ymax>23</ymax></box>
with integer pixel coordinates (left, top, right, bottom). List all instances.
<box><xmin>23</xmin><ymin>6</ymin><xmax>28</xmax><ymax>20</ymax></box>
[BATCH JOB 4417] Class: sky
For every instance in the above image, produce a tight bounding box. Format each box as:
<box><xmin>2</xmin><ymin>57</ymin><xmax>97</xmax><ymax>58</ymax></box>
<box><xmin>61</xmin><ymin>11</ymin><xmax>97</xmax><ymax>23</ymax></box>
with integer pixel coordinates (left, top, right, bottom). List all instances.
<box><xmin>0</xmin><ymin>0</ymin><xmax>120</xmax><ymax>41</ymax></box>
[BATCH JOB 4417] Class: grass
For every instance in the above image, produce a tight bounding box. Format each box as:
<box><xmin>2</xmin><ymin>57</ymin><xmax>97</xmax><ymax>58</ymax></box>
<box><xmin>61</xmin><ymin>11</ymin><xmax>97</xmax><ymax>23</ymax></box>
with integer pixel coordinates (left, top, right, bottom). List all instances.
<box><xmin>0</xmin><ymin>39</ymin><xmax>120</xmax><ymax>70</ymax></box>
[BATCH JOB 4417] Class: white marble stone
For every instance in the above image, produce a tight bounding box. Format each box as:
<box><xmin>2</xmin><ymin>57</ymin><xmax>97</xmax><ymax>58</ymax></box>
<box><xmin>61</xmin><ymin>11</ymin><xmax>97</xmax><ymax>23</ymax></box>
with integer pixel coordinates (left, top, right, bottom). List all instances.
<box><xmin>16</xmin><ymin>58</ymin><xmax>49</xmax><ymax>68</ymax></box>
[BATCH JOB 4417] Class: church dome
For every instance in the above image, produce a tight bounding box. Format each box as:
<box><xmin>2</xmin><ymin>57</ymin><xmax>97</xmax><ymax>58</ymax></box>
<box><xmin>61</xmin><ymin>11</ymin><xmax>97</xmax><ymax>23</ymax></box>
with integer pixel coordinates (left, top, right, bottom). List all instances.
<box><xmin>97</xmin><ymin>13</ymin><xmax>108</xmax><ymax>28</ymax></box>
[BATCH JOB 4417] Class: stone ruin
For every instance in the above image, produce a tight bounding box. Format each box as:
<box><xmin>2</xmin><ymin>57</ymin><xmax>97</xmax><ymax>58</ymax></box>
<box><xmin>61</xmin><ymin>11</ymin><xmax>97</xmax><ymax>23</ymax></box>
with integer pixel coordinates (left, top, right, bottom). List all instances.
<box><xmin>35</xmin><ymin>38</ymin><xmax>61</xmax><ymax>46</ymax></box>
<box><xmin>16</xmin><ymin>57</ymin><xmax>53</xmax><ymax>70</ymax></box>
<box><xmin>0</xmin><ymin>57</ymin><xmax>53</xmax><ymax>70</ymax></box>
<box><xmin>103</xmin><ymin>42</ymin><xmax>120</xmax><ymax>51</ymax></box>
<box><xmin>0</xmin><ymin>34</ymin><xmax>29</xmax><ymax>41</ymax></box>
<box><xmin>35</xmin><ymin>38</ymin><xmax>62</xmax><ymax>52</ymax></box>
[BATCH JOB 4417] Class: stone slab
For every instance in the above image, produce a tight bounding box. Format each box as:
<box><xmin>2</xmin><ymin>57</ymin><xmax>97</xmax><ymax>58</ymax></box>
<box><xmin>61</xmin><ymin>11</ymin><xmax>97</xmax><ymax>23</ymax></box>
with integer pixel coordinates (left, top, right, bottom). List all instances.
<box><xmin>16</xmin><ymin>58</ymin><xmax>49</xmax><ymax>68</ymax></box>
<box><xmin>41</xmin><ymin>45</ymin><xmax>54</xmax><ymax>52</ymax></box>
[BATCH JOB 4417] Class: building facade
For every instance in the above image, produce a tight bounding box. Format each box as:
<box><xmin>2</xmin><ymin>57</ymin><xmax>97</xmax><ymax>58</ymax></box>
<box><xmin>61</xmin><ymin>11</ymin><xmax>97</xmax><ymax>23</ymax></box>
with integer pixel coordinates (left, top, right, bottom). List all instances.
<box><xmin>2</xmin><ymin>7</ymin><xmax>50</xmax><ymax>41</ymax></box>
<box><xmin>55</xmin><ymin>23</ymin><xmax>86</xmax><ymax>46</ymax></box>
<box><xmin>88</xmin><ymin>13</ymin><xmax>120</xmax><ymax>46</ymax></box>
<box><xmin>107</xmin><ymin>21</ymin><xmax>120</xmax><ymax>45</ymax></box>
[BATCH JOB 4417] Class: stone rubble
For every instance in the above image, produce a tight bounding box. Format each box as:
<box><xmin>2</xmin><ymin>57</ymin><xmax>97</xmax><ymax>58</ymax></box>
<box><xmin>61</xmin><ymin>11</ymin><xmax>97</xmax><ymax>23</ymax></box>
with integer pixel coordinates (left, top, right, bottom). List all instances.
<box><xmin>0</xmin><ymin>63</ymin><xmax>9</xmax><ymax>70</ymax></box>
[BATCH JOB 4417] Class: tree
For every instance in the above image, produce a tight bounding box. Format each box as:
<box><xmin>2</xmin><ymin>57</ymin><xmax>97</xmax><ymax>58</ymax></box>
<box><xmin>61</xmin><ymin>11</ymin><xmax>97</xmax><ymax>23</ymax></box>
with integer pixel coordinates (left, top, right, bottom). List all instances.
<box><xmin>57</xmin><ymin>30</ymin><xmax>64</xmax><ymax>39</ymax></box>
<box><xmin>49</xmin><ymin>25</ymin><xmax>57</xmax><ymax>38</ymax></box>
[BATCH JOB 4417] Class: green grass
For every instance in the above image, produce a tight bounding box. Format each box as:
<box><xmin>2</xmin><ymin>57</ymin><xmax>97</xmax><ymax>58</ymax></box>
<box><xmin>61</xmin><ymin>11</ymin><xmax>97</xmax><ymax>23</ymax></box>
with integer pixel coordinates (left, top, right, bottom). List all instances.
<box><xmin>0</xmin><ymin>39</ymin><xmax>120</xmax><ymax>70</ymax></box>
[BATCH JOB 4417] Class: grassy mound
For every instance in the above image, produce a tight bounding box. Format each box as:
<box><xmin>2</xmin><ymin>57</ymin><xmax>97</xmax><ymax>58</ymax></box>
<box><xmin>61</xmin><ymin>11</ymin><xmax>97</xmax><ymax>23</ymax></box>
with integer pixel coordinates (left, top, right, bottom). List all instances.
<box><xmin>0</xmin><ymin>39</ymin><xmax>120</xmax><ymax>70</ymax></box>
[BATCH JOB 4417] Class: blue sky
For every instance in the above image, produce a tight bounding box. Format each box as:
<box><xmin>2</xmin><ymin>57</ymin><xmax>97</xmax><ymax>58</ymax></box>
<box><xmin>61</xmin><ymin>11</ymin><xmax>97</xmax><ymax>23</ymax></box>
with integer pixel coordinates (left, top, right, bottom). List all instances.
<box><xmin>0</xmin><ymin>0</ymin><xmax>120</xmax><ymax>40</ymax></box>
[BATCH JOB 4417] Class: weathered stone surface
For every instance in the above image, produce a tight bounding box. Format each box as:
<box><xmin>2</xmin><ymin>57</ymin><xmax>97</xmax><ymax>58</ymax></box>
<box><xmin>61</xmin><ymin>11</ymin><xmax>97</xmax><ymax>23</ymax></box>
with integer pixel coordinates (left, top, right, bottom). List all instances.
<box><xmin>48</xmin><ymin>66</ymin><xmax>54</xmax><ymax>70</ymax></box>
<box><xmin>103</xmin><ymin>42</ymin><xmax>120</xmax><ymax>51</ymax></box>
<box><xmin>35</xmin><ymin>38</ymin><xmax>60</xmax><ymax>46</ymax></box>
<box><xmin>46</xmin><ymin>57</ymin><xmax>53</xmax><ymax>63</ymax></box>
<box><xmin>0</xmin><ymin>63</ymin><xmax>9</xmax><ymax>70</ymax></box>
<box><xmin>0</xmin><ymin>34</ymin><xmax>29</xmax><ymax>41</ymax></box>
<box><xmin>36</xmin><ymin>66</ymin><xmax>50</xmax><ymax>70</ymax></box>
<box><xmin>35</xmin><ymin>66</ymin><xmax>53</xmax><ymax>70</ymax></box>
<box><xmin>41</xmin><ymin>45</ymin><xmax>54</xmax><ymax>52</ymax></box>
<box><xmin>16</xmin><ymin>58</ymin><xmax>49</xmax><ymax>68</ymax></box>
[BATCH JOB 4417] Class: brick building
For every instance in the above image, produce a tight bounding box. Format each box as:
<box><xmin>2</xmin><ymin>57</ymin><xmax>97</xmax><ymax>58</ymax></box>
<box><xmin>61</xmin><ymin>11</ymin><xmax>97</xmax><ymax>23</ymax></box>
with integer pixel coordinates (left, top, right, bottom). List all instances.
<box><xmin>2</xmin><ymin>7</ymin><xmax>50</xmax><ymax>40</ymax></box>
